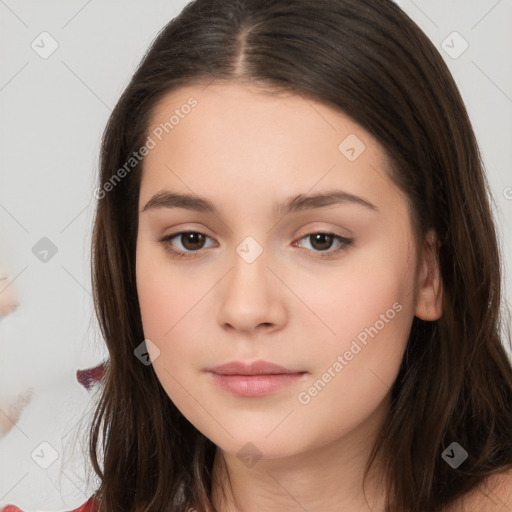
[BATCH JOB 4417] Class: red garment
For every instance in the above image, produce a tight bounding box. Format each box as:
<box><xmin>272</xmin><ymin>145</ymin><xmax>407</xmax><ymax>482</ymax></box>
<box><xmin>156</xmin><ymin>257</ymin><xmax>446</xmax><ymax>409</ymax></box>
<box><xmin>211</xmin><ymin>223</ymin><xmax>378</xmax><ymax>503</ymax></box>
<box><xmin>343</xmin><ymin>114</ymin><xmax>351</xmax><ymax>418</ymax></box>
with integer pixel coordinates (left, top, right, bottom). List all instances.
<box><xmin>76</xmin><ymin>362</ymin><xmax>105</xmax><ymax>391</ymax></box>
<box><xmin>1</xmin><ymin>496</ymin><xmax>98</xmax><ymax>512</ymax></box>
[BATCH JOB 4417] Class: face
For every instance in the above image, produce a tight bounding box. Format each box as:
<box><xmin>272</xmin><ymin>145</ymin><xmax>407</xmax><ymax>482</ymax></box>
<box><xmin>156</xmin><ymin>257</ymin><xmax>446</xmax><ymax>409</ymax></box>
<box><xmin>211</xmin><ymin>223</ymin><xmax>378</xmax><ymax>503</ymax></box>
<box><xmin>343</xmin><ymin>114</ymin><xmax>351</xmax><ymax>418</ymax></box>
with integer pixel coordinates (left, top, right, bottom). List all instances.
<box><xmin>135</xmin><ymin>81</ymin><xmax>434</xmax><ymax>461</ymax></box>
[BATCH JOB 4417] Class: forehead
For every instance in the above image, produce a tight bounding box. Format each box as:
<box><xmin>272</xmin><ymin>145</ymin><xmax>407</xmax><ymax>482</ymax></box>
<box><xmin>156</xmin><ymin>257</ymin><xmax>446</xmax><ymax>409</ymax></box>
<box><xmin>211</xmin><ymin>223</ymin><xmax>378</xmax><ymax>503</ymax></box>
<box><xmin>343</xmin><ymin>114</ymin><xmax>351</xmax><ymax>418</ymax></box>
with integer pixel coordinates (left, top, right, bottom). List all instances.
<box><xmin>147</xmin><ymin>80</ymin><xmax>371</xmax><ymax>146</ymax></box>
<box><xmin>140</xmin><ymin>81</ymin><xmax>405</xmax><ymax>217</ymax></box>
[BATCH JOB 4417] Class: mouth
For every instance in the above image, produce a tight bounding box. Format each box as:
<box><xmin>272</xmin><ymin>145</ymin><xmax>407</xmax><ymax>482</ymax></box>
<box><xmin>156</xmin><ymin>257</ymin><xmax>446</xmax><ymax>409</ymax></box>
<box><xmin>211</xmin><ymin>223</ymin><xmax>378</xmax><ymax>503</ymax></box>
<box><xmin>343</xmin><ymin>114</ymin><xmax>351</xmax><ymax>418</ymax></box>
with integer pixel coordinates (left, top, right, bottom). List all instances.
<box><xmin>206</xmin><ymin>360</ymin><xmax>307</xmax><ymax>397</ymax></box>
<box><xmin>207</xmin><ymin>359</ymin><xmax>304</xmax><ymax>376</ymax></box>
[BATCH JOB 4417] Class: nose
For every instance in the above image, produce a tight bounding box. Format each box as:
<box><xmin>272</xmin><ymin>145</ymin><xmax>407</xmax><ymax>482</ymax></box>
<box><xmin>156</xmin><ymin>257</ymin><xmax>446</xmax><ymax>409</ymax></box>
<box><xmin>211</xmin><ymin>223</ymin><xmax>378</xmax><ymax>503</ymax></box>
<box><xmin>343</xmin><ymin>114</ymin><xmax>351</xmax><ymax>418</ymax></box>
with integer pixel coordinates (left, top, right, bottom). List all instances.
<box><xmin>216</xmin><ymin>249</ymin><xmax>287</xmax><ymax>334</ymax></box>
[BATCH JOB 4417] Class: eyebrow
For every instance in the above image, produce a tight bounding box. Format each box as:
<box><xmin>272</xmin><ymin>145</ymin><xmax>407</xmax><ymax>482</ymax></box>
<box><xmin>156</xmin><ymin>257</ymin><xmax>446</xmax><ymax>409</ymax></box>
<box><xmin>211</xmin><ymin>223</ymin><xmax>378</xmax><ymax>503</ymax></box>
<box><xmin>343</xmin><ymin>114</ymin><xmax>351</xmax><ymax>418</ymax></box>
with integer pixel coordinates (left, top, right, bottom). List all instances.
<box><xmin>141</xmin><ymin>189</ymin><xmax>378</xmax><ymax>217</ymax></box>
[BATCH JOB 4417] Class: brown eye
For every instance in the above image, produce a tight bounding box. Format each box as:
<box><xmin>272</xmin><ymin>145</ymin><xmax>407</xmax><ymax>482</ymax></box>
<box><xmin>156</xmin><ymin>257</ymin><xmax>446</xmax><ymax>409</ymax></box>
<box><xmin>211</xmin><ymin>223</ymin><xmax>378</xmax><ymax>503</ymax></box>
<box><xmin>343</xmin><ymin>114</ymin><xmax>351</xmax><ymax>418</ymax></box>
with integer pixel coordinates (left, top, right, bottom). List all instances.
<box><xmin>308</xmin><ymin>233</ymin><xmax>336</xmax><ymax>251</ymax></box>
<box><xmin>159</xmin><ymin>231</ymin><xmax>215</xmax><ymax>259</ymax></box>
<box><xmin>294</xmin><ymin>232</ymin><xmax>353</xmax><ymax>259</ymax></box>
<box><xmin>159</xmin><ymin>230</ymin><xmax>353</xmax><ymax>261</ymax></box>
<box><xmin>180</xmin><ymin>232</ymin><xmax>207</xmax><ymax>251</ymax></box>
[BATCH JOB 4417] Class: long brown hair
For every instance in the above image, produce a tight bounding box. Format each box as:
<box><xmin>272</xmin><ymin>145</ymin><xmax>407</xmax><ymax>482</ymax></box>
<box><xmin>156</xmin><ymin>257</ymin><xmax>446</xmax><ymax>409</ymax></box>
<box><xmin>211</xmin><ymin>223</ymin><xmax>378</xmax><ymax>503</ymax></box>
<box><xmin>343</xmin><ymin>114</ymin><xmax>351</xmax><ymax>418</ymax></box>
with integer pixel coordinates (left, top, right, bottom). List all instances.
<box><xmin>87</xmin><ymin>0</ymin><xmax>512</xmax><ymax>510</ymax></box>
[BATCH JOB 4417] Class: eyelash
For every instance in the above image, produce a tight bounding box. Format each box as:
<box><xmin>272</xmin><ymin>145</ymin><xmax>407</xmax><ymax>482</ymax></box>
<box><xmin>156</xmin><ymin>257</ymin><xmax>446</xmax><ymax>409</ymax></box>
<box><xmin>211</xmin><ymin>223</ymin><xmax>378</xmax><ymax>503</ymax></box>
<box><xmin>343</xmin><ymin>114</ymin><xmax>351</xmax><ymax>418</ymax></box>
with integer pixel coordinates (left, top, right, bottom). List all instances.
<box><xmin>158</xmin><ymin>230</ymin><xmax>354</xmax><ymax>260</ymax></box>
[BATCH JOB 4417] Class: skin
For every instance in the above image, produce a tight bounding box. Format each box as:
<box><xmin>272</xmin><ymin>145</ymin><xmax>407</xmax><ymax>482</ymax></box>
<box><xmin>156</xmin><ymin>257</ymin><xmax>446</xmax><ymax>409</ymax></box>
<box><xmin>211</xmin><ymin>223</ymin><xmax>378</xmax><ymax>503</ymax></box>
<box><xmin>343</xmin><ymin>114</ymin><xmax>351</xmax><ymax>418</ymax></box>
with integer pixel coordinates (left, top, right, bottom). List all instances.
<box><xmin>135</xmin><ymin>81</ymin><xmax>443</xmax><ymax>511</ymax></box>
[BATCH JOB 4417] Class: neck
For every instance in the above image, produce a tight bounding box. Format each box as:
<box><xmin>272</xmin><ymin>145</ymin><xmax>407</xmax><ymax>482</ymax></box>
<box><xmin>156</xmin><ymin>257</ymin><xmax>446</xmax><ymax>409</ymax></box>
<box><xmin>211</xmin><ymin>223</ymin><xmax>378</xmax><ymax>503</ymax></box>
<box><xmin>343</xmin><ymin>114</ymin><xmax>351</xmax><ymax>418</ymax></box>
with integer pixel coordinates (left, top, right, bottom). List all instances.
<box><xmin>209</xmin><ymin>394</ymin><xmax>391</xmax><ymax>512</ymax></box>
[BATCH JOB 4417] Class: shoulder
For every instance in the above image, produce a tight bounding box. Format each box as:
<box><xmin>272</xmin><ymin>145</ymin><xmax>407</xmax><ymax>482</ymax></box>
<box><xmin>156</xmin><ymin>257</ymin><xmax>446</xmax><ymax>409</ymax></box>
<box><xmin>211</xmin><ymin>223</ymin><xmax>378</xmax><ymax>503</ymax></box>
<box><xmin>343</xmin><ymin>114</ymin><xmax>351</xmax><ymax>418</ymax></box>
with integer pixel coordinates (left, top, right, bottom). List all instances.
<box><xmin>480</xmin><ymin>468</ymin><xmax>512</xmax><ymax>511</ymax></box>
<box><xmin>1</xmin><ymin>496</ymin><xmax>98</xmax><ymax>512</ymax></box>
<box><xmin>447</xmin><ymin>468</ymin><xmax>512</xmax><ymax>512</ymax></box>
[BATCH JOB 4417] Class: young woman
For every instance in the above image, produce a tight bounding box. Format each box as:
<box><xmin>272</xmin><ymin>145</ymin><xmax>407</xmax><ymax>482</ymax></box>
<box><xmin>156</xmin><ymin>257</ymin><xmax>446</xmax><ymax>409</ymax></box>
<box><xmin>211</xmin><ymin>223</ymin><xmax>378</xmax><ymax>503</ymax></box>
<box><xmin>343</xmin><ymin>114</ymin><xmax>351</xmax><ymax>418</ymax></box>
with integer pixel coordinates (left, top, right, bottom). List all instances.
<box><xmin>4</xmin><ymin>0</ymin><xmax>512</xmax><ymax>510</ymax></box>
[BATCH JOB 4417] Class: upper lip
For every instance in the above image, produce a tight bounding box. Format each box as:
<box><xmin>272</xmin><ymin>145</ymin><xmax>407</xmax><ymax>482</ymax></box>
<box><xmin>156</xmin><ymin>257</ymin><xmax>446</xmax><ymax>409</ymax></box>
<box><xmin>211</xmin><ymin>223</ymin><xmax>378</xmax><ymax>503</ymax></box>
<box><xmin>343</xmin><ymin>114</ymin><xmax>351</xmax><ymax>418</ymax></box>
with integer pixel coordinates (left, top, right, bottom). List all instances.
<box><xmin>207</xmin><ymin>360</ymin><xmax>304</xmax><ymax>376</ymax></box>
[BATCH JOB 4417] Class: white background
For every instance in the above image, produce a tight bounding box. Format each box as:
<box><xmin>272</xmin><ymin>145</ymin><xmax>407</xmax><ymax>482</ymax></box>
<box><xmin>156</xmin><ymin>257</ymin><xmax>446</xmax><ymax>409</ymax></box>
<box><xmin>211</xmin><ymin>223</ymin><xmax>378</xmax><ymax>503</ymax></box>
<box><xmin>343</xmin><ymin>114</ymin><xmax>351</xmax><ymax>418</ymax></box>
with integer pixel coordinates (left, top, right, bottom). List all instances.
<box><xmin>0</xmin><ymin>0</ymin><xmax>511</xmax><ymax>509</ymax></box>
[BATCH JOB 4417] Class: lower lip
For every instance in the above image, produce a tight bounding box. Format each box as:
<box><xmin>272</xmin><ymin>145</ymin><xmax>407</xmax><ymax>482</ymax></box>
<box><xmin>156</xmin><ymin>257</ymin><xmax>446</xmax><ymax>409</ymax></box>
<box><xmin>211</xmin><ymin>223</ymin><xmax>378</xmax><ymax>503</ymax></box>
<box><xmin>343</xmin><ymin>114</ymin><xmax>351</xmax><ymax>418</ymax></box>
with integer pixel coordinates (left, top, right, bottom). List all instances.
<box><xmin>208</xmin><ymin>372</ymin><xmax>306</xmax><ymax>397</ymax></box>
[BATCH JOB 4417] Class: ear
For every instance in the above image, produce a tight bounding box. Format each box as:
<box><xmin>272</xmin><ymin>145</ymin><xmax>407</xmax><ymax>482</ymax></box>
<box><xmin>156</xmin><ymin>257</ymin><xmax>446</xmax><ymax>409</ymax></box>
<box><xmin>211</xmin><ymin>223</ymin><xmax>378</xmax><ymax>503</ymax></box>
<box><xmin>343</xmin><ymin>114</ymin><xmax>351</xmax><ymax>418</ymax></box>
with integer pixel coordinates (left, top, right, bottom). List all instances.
<box><xmin>414</xmin><ymin>229</ymin><xmax>443</xmax><ymax>321</ymax></box>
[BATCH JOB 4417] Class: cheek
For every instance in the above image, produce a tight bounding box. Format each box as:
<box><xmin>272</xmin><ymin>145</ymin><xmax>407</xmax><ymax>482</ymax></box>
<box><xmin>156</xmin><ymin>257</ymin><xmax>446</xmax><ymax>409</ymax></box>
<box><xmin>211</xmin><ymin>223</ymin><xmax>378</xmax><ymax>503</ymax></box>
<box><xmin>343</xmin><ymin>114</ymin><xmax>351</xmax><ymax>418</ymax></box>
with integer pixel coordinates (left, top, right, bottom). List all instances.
<box><xmin>136</xmin><ymin>260</ymin><xmax>205</xmax><ymax>427</ymax></box>
<box><xmin>293</xmin><ymin>236</ymin><xmax>416</xmax><ymax>409</ymax></box>
<box><xmin>135</xmin><ymin>244</ymin><xmax>214</xmax><ymax>403</ymax></box>
<box><xmin>136</xmin><ymin>255</ymin><xmax>204</xmax><ymax>354</ymax></box>
<box><xmin>289</xmin><ymin>301</ymin><xmax>413</xmax><ymax>450</ymax></box>
<box><xmin>136</xmin><ymin>237</ymin><xmax>204</xmax><ymax>337</ymax></box>
<box><xmin>294</xmin><ymin>236</ymin><xmax>416</xmax><ymax>353</ymax></box>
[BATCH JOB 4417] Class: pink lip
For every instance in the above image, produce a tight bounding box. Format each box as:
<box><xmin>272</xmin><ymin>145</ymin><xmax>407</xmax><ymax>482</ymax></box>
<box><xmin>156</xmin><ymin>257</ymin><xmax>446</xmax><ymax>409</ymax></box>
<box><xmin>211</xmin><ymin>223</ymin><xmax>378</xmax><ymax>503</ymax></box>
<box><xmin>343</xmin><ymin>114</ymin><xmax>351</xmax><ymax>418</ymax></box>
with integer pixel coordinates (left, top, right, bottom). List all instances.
<box><xmin>206</xmin><ymin>360</ymin><xmax>307</xmax><ymax>397</ymax></box>
<box><xmin>207</xmin><ymin>359</ymin><xmax>301</xmax><ymax>375</ymax></box>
